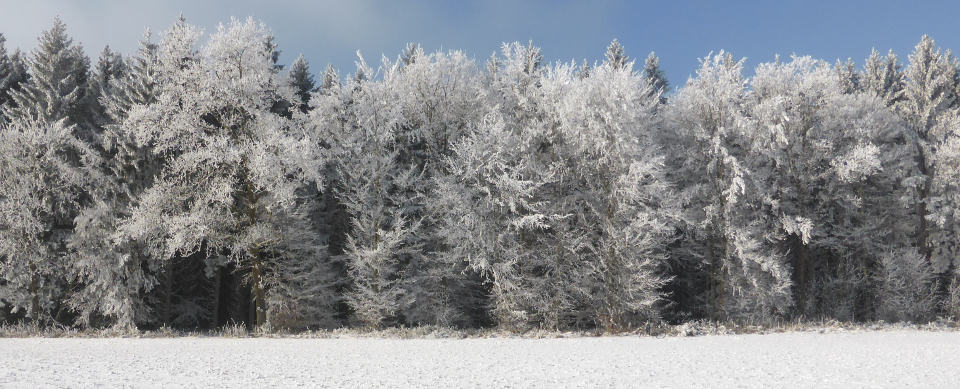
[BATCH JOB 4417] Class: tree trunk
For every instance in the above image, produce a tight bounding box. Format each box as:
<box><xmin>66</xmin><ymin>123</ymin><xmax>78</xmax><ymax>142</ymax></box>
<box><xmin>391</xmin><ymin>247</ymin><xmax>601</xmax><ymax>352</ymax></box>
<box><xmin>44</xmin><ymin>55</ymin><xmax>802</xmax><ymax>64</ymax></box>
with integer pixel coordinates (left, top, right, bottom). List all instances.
<box><xmin>916</xmin><ymin>141</ymin><xmax>931</xmax><ymax>263</ymax></box>
<box><xmin>705</xmin><ymin>237</ymin><xmax>722</xmax><ymax>320</ymax></box>
<box><xmin>212</xmin><ymin>266</ymin><xmax>221</xmax><ymax>328</ymax></box>
<box><xmin>164</xmin><ymin>263</ymin><xmax>173</xmax><ymax>325</ymax></box>
<box><xmin>240</xmin><ymin>161</ymin><xmax>267</xmax><ymax>329</ymax></box>
<box><xmin>790</xmin><ymin>234</ymin><xmax>810</xmax><ymax>314</ymax></box>
<box><xmin>250</xmin><ymin>248</ymin><xmax>266</xmax><ymax>328</ymax></box>
<box><xmin>938</xmin><ymin>260</ymin><xmax>956</xmax><ymax>315</ymax></box>
<box><xmin>710</xmin><ymin>154</ymin><xmax>728</xmax><ymax>320</ymax></box>
<box><xmin>28</xmin><ymin>264</ymin><xmax>40</xmax><ymax>322</ymax></box>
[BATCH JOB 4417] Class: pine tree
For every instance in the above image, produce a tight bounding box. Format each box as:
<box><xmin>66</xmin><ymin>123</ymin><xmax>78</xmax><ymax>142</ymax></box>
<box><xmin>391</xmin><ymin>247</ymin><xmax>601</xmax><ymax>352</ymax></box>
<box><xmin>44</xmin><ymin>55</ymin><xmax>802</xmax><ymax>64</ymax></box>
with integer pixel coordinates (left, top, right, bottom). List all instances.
<box><xmin>605</xmin><ymin>39</ymin><xmax>629</xmax><ymax>70</ymax></box>
<box><xmin>84</xmin><ymin>46</ymin><xmax>125</xmax><ymax>134</ymax></box>
<box><xmin>0</xmin><ymin>18</ymin><xmax>100</xmax><ymax>326</ymax></box>
<box><xmin>643</xmin><ymin>52</ymin><xmax>669</xmax><ymax>103</ymax></box>
<box><xmin>287</xmin><ymin>54</ymin><xmax>315</xmax><ymax>112</ymax></box>
<box><xmin>0</xmin><ymin>34</ymin><xmax>10</xmax><ymax>105</ymax></box>
<box><xmin>862</xmin><ymin>49</ymin><xmax>905</xmax><ymax>107</ymax></box>
<box><xmin>67</xmin><ymin>30</ymin><xmax>162</xmax><ymax>329</ymax></box>
<box><xmin>0</xmin><ymin>35</ymin><xmax>29</xmax><ymax>123</ymax></box>
<box><xmin>102</xmin><ymin>30</ymin><xmax>159</xmax><ymax>122</ymax></box>
<box><xmin>314</xmin><ymin>54</ymin><xmax>411</xmax><ymax>328</ymax></box>
<box><xmin>1</xmin><ymin>18</ymin><xmax>90</xmax><ymax>133</ymax></box>
<box><xmin>577</xmin><ymin>59</ymin><xmax>591</xmax><ymax>79</ymax></box>
<box><xmin>320</xmin><ymin>64</ymin><xmax>339</xmax><ymax>93</ymax></box>
<box><xmin>835</xmin><ymin>58</ymin><xmax>859</xmax><ymax>94</ymax></box>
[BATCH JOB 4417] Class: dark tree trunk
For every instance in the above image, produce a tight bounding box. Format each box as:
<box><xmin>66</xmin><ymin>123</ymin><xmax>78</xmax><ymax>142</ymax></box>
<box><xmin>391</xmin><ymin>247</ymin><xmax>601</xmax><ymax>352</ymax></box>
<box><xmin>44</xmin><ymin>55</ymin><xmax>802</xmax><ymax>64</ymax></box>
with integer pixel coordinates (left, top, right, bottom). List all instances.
<box><xmin>29</xmin><ymin>266</ymin><xmax>40</xmax><ymax>322</ymax></box>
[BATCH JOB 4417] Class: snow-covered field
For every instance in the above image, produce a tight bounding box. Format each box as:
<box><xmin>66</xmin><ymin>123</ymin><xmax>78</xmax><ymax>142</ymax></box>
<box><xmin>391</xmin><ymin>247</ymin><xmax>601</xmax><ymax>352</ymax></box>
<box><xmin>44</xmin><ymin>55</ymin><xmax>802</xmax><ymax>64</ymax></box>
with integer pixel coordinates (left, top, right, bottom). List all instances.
<box><xmin>1</xmin><ymin>330</ymin><xmax>958</xmax><ymax>388</ymax></box>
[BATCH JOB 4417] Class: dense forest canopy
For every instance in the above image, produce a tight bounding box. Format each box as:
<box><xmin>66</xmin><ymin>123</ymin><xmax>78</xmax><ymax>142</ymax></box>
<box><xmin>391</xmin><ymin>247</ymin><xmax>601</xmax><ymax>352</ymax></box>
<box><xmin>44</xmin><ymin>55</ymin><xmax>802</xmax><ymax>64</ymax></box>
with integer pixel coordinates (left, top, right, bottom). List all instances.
<box><xmin>1</xmin><ymin>16</ymin><xmax>958</xmax><ymax>331</ymax></box>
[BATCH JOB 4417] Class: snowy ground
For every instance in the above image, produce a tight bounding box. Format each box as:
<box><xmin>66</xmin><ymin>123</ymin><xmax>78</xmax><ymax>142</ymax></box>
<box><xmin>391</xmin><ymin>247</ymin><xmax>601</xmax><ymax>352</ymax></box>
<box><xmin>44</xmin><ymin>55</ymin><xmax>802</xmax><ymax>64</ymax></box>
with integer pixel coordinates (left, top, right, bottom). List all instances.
<box><xmin>1</xmin><ymin>330</ymin><xmax>958</xmax><ymax>388</ymax></box>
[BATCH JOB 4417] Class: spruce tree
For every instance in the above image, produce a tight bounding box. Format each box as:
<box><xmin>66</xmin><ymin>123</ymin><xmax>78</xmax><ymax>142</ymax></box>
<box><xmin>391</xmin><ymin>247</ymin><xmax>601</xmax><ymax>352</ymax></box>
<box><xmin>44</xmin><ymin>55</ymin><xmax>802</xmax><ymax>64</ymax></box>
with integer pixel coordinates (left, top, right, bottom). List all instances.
<box><xmin>577</xmin><ymin>58</ymin><xmax>591</xmax><ymax>79</ymax></box>
<box><xmin>835</xmin><ymin>58</ymin><xmax>859</xmax><ymax>94</ymax></box>
<box><xmin>85</xmin><ymin>46</ymin><xmax>125</xmax><ymax>132</ymax></box>
<box><xmin>2</xmin><ymin>18</ymin><xmax>90</xmax><ymax>132</ymax></box>
<box><xmin>643</xmin><ymin>52</ymin><xmax>669</xmax><ymax>103</ymax></box>
<box><xmin>287</xmin><ymin>54</ymin><xmax>315</xmax><ymax>112</ymax></box>
<box><xmin>862</xmin><ymin>49</ymin><xmax>905</xmax><ymax>108</ymax></box>
<box><xmin>312</xmin><ymin>54</ymin><xmax>409</xmax><ymax>328</ymax></box>
<box><xmin>0</xmin><ymin>35</ymin><xmax>29</xmax><ymax>123</ymax></box>
<box><xmin>102</xmin><ymin>30</ymin><xmax>159</xmax><ymax>122</ymax></box>
<box><xmin>68</xmin><ymin>30</ymin><xmax>162</xmax><ymax>329</ymax></box>
<box><xmin>605</xmin><ymin>39</ymin><xmax>629</xmax><ymax>70</ymax></box>
<box><xmin>320</xmin><ymin>64</ymin><xmax>339</xmax><ymax>92</ymax></box>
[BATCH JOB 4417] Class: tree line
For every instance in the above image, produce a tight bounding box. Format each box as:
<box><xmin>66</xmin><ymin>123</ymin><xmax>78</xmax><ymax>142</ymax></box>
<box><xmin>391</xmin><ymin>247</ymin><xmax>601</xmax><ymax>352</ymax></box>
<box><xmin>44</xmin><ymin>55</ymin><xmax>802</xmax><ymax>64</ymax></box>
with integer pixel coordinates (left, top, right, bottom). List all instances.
<box><xmin>0</xmin><ymin>16</ymin><xmax>958</xmax><ymax>331</ymax></box>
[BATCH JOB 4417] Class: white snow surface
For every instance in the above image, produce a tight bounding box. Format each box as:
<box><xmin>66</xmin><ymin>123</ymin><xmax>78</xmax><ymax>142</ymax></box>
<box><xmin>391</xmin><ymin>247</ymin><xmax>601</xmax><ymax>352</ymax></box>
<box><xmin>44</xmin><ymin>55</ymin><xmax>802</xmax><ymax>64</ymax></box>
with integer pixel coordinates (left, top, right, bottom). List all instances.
<box><xmin>1</xmin><ymin>330</ymin><xmax>958</xmax><ymax>388</ymax></box>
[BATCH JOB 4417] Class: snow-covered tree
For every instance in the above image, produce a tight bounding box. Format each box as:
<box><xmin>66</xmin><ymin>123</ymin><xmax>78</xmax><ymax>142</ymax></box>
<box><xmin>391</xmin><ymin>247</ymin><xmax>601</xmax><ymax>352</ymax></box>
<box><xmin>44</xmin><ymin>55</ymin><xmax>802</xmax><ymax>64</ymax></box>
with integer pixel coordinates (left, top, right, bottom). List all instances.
<box><xmin>643</xmin><ymin>52</ymin><xmax>669</xmax><ymax>103</ymax></box>
<box><xmin>834</xmin><ymin>58</ymin><xmax>859</xmax><ymax>94</ymax></box>
<box><xmin>84</xmin><ymin>46</ymin><xmax>125</xmax><ymax>133</ymax></box>
<box><xmin>67</xmin><ymin>30</ymin><xmax>162</xmax><ymax>328</ymax></box>
<box><xmin>748</xmin><ymin>56</ymin><xmax>917</xmax><ymax>320</ymax></box>
<box><xmin>544</xmin><ymin>57</ymin><xmax>676</xmax><ymax>329</ymax></box>
<box><xmin>2</xmin><ymin>18</ymin><xmax>90</xmax><ymax>134</ymax></box>
<box><xmin>388</xmin><ymin>47</ymin><xmax>486</xmax><ymax>326</ymax></box>
<box><xmin>101</xmin><ymin>30</ymin><xmax>159</xmax><ymax>123</ymax></box>
<box><xmin>898</xmin><ymin>35</ymin><xmax>960</xmax><ymax>315</ymax></box>
<box><xmin>320</xmin><ymin>64</ymin><xmax>339</xmax><ymax>92</ymax></box>
<box><xmin>0</xmin><ymin>19</ymin><xmax>102</xmax><ymax>325</ymax></box>
<box><xmin>119</xmin><ymin>18</ymin><xmax>334</xmax><ymax>329</ymax></box>
<box><xmin>0</xmin><ymin>117</ymin><xmax>101</xmax><ymax>322</ymax></box>
<box><xmin>877</xmin><ymin>249</ymin><xmax>938</xmax><ymax>322</ymax></box>
<box><xmin>264</xmin><ymin>215</ymin><xmax>338</xmax><ymax>330</ymax></box>
<box><xmin>311</xmin><ymin>45</ymin><xmax>486</xmax><ymax>328</ymax></box>
<box><xmin>0</xmin><ymin>34</ymin><xmax>11</xmax><ymax>102</ymax></box>
<box><xmin>435</xmin><ymin>42</ymin><xmax>563</xmax><ymax>329</ymax></box>
<box><xmin>0</xmin><ymin>34</ymin><xmax>29</xmax><ymax>123</ymax></box>
<box><xmin>664</xmin><ymin>52</ymin><xmax>792</xmax><ymax>321</ymax></box>
<box><xmin>862</xmin><ymin>49</ymin><xmax>905</xmax><ymax>108</ymax></box>
<box><xmin>311</xmin><ymin>54</ymin><xmax>411</xmax><ymax>328</ymax></box>
<box><xmin>577</xmin><ymin>58</ymin><xmax>591</xmax><ymax>79</ymax></box>
<box><xmin>399</xmin><ymin>42</ymin><xmax>423</xmax><ymax>67</ymax></box>
<box><xmin>287</xmin><ymin>54</ymin><xmax>315</xmax><ymax>112</ymax></box>
<box><xmin>69</xmin><ymin>195</ymin><xmax>159</xmax><ymax>328</ymax></box>
<box><xmin>438</xmin><ymin>41</ymin><xmax>676</xmax><ymax>330</ymax></box>
<box><xmin>605</xmin><ymin>39</ymin><xmax>628</xmax><ymax>70</ymax></box>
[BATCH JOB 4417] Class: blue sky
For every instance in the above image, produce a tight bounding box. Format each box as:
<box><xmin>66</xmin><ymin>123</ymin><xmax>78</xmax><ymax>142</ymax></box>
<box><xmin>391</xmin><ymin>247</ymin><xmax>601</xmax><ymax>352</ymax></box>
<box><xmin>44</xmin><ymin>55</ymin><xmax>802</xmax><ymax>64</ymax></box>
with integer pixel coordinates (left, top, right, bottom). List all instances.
<box><xmin>1</xmin><ymin>0</ymin><xmax>957</xmax><ymax>88</ymax></box>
